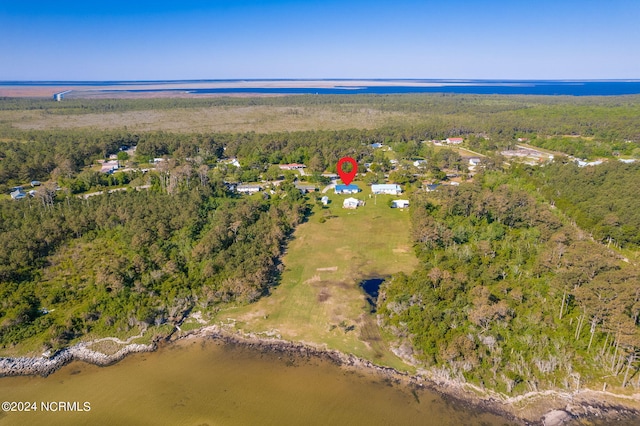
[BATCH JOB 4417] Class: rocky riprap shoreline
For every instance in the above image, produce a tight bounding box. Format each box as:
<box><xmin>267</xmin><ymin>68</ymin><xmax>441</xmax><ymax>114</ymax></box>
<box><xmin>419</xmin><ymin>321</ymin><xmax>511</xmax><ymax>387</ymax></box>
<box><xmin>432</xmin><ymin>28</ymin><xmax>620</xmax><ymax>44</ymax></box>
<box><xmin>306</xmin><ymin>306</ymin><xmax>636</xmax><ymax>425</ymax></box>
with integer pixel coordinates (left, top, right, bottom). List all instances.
<box><xmin>1</xmin><ymin>325</ymin><xmax>639</xmax><ymax>425</ymax></box>
<box><xmin>0</xmin><ymin>342</ymin><xmax>155</xmax><ymax>377</ymax></box>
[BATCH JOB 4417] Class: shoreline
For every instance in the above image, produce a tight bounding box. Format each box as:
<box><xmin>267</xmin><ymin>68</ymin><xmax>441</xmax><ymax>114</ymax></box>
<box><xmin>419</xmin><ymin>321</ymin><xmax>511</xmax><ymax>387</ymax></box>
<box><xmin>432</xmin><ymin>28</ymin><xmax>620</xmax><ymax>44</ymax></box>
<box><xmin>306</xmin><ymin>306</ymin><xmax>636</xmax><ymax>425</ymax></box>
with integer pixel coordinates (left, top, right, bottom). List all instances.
<box><xmin>1</xmin><ymin>325</ymin><xmax>639</xmax><ymax>425</ymax></box>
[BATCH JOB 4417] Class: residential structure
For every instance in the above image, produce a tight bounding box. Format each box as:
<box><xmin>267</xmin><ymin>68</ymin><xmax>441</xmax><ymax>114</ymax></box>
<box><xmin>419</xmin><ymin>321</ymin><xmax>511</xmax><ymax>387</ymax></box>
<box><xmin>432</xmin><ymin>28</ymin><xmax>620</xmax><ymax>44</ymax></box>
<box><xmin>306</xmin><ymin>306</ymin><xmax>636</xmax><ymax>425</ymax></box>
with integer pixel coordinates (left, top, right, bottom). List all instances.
<box><xmin>446</xmin><ymin>137</ymin><xmax>464</xmax><ymax>145</ymax></box>
<box><xmin>100</xmin><ymin>160</ymin><xmax>119</xmax><ymax>174</ymax></box>
<box><xmin>10</xmin><ymin>189</ymin><xmax>26</xmax><ymax>200</ymax></box>
<box><xmin>236</xmin><ymin>184</ymin><xmax>262</xmax><ymax>194</ymax></box>
<box><xmin>335</xmin><ymin>184</ymin><xmax>361</xmax><ymax>194</ymax></box>
<box><xmin>468</xmin><ymin>157</ymin><xmax>482</xmax><ymax>166</ymax></box>
<box><xmin>279</xmin><ymin>163</ymin><xmax>306</xmax><ymax>171</ymax></box>
<box><xmin>371</xmin><ymin>184</ymin><xmax>402</xmax><ymax>195</ymax></box>
<box><xmin>577</xmin><ymin>160</ymin><xmax>604</xmax><ymax>167</ymax></box>
<box><xmin>321</xmin><ymin>196</ymin><xmax>329</xmax><ymax>205</ymax></box>
<box><xmin>295</xmin><ymin>183</ymin><xmax>316</xmax><ymax>193</ymax></box>
<box><xmin>391</xmin><ymin>199</ymin><xmax>410</xmax><ymax>208</ymax></box>
<box><xmin>343</xmin><ymin>197</ymin><xmax>364</xmax><ymax>209</ymax></box>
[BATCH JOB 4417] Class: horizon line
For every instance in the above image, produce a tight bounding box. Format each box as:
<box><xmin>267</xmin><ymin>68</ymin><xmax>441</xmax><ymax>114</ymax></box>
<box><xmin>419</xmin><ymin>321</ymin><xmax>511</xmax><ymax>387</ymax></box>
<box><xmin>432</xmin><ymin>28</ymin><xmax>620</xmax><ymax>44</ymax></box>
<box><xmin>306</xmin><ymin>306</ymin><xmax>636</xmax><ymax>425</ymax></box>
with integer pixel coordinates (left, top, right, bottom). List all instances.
<box><xmin>2</xmin><ymin>78</ymin><xmax>640</xmax><ymax>84</ymax></box>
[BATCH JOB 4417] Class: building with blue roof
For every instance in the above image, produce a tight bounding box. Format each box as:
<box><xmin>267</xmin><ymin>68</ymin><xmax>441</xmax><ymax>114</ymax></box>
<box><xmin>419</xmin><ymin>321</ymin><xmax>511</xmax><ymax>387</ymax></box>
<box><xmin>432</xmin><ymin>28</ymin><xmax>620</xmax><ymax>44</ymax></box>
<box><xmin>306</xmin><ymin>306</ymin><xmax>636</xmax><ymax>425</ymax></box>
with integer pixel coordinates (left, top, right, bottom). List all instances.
<box><xmin>334</xmin><ymin>184</ymin><xmax>360</xmax><ymax>194</ymax></box>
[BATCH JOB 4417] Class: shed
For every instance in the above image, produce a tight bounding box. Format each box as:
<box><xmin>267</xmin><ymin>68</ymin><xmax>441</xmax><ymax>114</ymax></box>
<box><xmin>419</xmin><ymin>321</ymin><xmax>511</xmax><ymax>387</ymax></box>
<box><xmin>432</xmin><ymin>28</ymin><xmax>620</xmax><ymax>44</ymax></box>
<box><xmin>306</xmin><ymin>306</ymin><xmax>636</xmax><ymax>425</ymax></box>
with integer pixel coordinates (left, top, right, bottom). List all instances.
<box><xmin>391</xmin><ymin>199</ymin><xmax>410</xmax><ymax>208</ymax></box>
<box><xmin>343</xmin><ymin>197</ymin><xmax>363</xmax><ymax>209</ymax></box>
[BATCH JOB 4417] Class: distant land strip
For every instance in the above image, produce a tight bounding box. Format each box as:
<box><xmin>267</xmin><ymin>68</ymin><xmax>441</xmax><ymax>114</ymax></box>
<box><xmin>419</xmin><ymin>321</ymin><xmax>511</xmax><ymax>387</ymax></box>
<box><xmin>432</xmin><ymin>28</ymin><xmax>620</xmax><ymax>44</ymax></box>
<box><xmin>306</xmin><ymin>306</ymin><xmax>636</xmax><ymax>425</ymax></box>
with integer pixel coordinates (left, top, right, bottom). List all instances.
<box><xmin>3</xmin><ymin>79</ymin><xmax>640</xmax><ymax>97</ymax></box>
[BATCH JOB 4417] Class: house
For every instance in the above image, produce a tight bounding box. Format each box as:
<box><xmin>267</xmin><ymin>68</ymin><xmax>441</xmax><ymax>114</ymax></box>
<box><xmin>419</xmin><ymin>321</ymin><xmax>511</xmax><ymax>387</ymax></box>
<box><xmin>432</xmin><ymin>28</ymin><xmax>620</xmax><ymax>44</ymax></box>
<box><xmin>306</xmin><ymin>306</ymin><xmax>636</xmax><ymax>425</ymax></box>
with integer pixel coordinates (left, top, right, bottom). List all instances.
<box><xmin>371</xmin><ymin>184</ymin><xmax>402</xmax><ymax>195</ymax></box>
<box><xmin>335</xmin><ymin>184</ymin><xmax>361</xmax><ymax>194</ymax></box>
<box><xmin>425</xmin><ymin>184</ymin><xmax>439</xmax><ymax>192</ymax></box>
<box><xmin>227</xmin><ymin>158</ymin><xmax>241</xmax><ymax>168</ymax></box>
<box><xmin>236</xmin><ymin>184</ymin><xmax>262</xmax><ymax>194</ymax></box>
<box><xmin>30</xmin><ymin>180</ymin><xmax>41</xmax><ymax>187</ymax></box>
<box><xmin>10</xmin><ymin>189</ymin><xmax>26</xmax><ymax>200</ymax></box>
<box><xmin>577</xmin><ymin>160</ymin><xmax>604</xmax><ymax>167</ymax></box>
<box><xmin>391</xmin><ymin>199</ymin><xmax>410</xmax><ymax>208</ymax></box>
<box><xmin>279</xmin><ymin>163</ymin><xmax>306</xmax><ymax>171</ymax></box>
<box><xmin>446</xmin><ymin>137</ymin><xmax>464</xmax><ymax>145</ymax></box>
<box><xmin>343</xmin><ymin>197</ymin><xmax>363</xmax><ymax>209</ymax></box>
<box><xmin>100</xmin><ymin>160</ymin><xmax>119</xmax><ymax>174</ymax></box>
<box><xmin>468</xmin><ymin>157</ymin><xmax>482</xmax><ymax>166</ymax></box>
<box><xmin>295</xmin><ymin>183</ymin><xmax>316</xmax><ymax>193</ymax></box>
<box><xmin>413</xmin><ymin>159</ymin><xmax>427</xmax><ymax>167</ymax></box>
<box><xmin>321</xmin><ymin>173</ymin><xmax>339</xmax><ymax>179</ymax></box>
<box><xmin>321</xmin><ymin>196</ymin><xmax>329</xmax><ymax>205</ymax></box>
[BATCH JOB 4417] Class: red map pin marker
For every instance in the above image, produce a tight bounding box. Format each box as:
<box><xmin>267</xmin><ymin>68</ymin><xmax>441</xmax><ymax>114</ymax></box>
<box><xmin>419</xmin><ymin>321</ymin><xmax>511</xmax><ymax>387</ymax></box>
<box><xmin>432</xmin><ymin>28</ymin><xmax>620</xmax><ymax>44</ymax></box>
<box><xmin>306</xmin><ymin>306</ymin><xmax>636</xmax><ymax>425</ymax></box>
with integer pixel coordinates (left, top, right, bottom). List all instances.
<box><xmin>337</xmin><ymin>157</ymin><xmax>358</xmax><ymax>185</ymax></box>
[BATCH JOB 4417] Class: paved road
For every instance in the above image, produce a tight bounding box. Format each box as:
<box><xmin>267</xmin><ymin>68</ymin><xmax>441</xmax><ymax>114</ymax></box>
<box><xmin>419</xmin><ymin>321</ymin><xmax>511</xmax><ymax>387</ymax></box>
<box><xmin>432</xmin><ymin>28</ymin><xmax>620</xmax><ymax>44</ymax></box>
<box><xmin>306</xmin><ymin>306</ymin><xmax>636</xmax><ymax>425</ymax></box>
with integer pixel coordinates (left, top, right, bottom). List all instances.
<box><xmin>321</xmin><ymin>181</ymin><xmax>337</xmax><ymax>194</ymax></box>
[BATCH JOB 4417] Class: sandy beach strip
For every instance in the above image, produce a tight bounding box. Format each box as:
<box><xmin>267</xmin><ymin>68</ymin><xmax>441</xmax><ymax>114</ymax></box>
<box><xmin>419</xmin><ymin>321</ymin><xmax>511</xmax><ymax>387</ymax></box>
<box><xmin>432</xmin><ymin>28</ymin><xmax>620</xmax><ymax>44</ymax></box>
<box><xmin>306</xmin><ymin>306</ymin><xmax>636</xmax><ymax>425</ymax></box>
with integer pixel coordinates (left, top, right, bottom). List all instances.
<box><xmin>0</xmin><ymin>80</ymin><xmax>476</xmax><ymax>98</ymax></box>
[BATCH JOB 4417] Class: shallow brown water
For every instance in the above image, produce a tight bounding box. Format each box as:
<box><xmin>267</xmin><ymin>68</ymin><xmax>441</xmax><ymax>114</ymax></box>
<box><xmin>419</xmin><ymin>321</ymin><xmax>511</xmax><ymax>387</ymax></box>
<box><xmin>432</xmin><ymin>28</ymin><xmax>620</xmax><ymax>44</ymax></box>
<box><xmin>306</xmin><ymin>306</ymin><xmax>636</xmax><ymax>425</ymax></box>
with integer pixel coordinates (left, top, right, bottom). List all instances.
<box><xmin>0</xmin><ymin>338</ymin><xmax>514</xmax><ymax>425</ymax></box>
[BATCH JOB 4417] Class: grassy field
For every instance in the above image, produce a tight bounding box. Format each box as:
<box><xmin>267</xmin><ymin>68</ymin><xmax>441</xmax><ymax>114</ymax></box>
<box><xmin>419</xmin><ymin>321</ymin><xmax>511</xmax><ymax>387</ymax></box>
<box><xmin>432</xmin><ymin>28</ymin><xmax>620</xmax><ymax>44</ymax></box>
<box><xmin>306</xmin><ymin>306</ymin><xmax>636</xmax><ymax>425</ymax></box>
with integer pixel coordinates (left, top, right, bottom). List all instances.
<box><xmin>218</xmin><ymin>184</ymin><xmax>418</xmax><ymax>371</ymax></box>
<box><xmin>0</xmin><ymin>105</ymin><xmax>423</xmax><ymax>133</ymax></box>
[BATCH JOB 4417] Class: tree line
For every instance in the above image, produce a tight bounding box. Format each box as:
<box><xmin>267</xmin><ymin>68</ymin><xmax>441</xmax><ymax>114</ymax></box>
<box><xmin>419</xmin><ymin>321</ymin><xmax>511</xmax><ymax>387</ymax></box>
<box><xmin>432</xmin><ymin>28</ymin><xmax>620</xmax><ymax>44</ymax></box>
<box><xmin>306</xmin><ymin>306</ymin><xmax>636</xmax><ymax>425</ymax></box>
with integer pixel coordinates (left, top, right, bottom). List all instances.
<box><xmin>378</xmin><ymin>174</ymin><xmax>640</xmax><ymax>393</ymax></box>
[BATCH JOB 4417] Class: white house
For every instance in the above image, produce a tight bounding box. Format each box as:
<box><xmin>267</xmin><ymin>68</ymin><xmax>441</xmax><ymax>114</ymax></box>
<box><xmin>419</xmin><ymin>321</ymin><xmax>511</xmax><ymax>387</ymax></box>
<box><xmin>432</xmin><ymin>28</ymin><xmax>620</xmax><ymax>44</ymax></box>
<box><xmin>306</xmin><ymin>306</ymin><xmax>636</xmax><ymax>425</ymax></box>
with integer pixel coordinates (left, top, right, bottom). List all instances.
<box><xmin>236</xmin><ymin>184</ymin><xmax>262</xmax><ymax>194</ymax></box>
<box><xmin>468</xmin><ymin>157</ymin><xmax>482</xmax><ymax>166</ymax></box>
<box><xmin>343</xmin><ymin>197</ymin><xmax>363</xmax><ymax>209</ymax></box>
<box><xmin>371</xmin><ymin>184</ymin><xmax>402</xmax><ymax>195</ymax></box>
<box><xmin>279</xmin><ymin>163</ymin><xmax>306</xmax><ymax>171</ymax></box>
<box><xmin>321</xmin><ymin>196</ymin><xmax>329</xmax><ymax>205</ymax></box>
<box><xmin>391</xmin><ymin>199</ymin><xmax>410</xmax><ymax>208</ymax></box>
<box><xmin>413</xmin><ymin>159</ymin><xmax>427</xmax><ymax>167</ymax></box>
<box><xmin>446</xmin><ymin>137</ymin><xmax>464</xmax><ymax>145</ymax></box>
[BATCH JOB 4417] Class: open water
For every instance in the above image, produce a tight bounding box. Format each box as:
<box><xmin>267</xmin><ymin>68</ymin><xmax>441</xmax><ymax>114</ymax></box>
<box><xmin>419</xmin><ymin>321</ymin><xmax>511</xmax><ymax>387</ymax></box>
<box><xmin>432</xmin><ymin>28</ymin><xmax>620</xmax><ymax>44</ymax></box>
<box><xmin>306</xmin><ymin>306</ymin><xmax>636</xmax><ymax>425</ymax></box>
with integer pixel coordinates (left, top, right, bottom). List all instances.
<box><xmin>3</xmin><ymin>79</ymin><xmax>640</xmax><ymax>96</ymax></box>
<box><xmin>0</xmin><ymin>338</ymin><xmax>514</xmax><ymax>425</ymax></box>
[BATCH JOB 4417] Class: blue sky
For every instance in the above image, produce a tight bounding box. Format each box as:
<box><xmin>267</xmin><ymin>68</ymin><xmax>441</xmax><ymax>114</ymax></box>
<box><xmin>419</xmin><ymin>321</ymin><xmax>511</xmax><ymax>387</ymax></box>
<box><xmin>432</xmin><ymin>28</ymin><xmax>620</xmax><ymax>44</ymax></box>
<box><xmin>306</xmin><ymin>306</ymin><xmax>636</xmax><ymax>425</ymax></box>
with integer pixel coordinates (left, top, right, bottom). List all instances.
<box><xmin>1</xmin><ymin>0</ymin><xmax>639</xmax><ymax>80</ymax></box>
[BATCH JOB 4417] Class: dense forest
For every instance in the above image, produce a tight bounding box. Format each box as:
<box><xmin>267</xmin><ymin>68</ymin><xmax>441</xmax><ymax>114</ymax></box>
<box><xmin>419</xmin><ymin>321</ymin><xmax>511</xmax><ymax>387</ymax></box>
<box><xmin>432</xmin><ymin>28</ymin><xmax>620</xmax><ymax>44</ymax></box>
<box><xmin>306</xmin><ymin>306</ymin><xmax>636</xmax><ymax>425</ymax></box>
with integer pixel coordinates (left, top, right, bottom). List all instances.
<box><xmin>522</xmin><ymin>161</ymin><xmax>640</xmax><ymax>248</ymax></box>
<box><xmin>0</xmin><ymin>178</ymin><xmax>306</xmax><ymax>350</ymax></box>
<box><xmin>378</xmin><ymin>175</ymin><xmax>640</xmax><ymax>393</ymax></box>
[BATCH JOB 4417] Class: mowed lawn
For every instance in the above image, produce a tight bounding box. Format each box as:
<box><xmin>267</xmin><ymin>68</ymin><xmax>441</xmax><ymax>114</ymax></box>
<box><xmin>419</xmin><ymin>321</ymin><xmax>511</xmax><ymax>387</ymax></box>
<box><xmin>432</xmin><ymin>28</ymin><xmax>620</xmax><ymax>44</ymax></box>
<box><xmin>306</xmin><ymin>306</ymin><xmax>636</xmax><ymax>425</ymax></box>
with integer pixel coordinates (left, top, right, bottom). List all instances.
<box><xmin>219</xmin><ymin>183</ymin><xmax>418</xmax><ymax>370</ymax></box>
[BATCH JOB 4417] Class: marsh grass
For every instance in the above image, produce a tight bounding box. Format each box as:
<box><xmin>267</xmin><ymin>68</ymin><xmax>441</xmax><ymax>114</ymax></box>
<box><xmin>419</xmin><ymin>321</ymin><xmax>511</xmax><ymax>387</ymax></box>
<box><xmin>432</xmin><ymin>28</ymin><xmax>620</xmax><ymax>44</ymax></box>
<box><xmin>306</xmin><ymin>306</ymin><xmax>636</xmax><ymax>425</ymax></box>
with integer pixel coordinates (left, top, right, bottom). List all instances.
<box><xmin>1</xmin><ymin>105</ymin><xmax>424</xmax><ymax>133</ymax></box>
